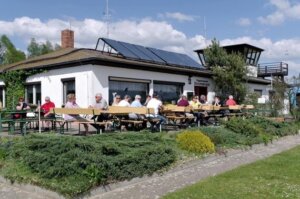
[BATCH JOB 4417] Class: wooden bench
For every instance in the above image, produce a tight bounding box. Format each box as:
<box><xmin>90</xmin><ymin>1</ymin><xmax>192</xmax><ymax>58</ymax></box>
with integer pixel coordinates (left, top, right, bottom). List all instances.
<box><xmin>49</xmin><ymin>108</ymin><xmax>108</xmax><ymax>134</ymax></box>
<box><xmin>107</xmin><ymin>106</ymin><xmax>157</xmax><ymax>131</ymax></box>
<box><xmin>162</xmin><ymin>106</ymin><xmax>194</xmax><ymax>128</ymax></box>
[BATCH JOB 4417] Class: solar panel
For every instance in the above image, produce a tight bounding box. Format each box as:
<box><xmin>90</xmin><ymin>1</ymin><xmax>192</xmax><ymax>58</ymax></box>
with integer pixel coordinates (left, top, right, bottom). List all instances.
<box><xmin>148</xmin><ymin>48</ymin><xmax>201</xmax><ymax>68</ymax></box>
<box><xmin>101</xmin><ymin>38</ymin><xmax>139</xmax><ymax>59</ymax></box>
<box><xmin>132</xmin><ymin>44</ymin><xmax>165</xmax><ymax>63</ymax></box>
<box><xmin>119</xmin><ymin>41</ymin><xmax>164</xmax><ymax>63</ymax></box>
<box><xmin>101</xmin><ymin>37</ymin><xmax>201</xmax><ymax>68</ymax></box>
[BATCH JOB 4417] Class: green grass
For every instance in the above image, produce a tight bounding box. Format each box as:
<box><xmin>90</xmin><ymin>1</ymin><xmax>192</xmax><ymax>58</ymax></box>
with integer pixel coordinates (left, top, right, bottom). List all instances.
<box><xmin>163</xmin><ymin>145</ymin><xmax>300</xmax><ymax>199</ymax></box>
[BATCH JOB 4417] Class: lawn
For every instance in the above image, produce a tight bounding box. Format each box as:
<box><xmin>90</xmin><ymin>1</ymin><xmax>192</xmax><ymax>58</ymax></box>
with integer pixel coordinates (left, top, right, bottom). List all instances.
<box><xmin>163</xmin><ymin>145</ymin><xmax>300</xmax><ymax>199</ymax></box>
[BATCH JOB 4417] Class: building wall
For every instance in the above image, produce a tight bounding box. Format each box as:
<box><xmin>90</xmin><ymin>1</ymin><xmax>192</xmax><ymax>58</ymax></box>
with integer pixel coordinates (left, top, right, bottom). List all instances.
<box><xmin>247</xmin><ymin>82</ymin><xmax>269</xmax><ymax>99</ymax></box>
<box><xmin>26</xmin><ymin>64</ymin><xmax>216</xmax><ymax>106</ymax></box>
<box><xmin>27</xmin><ymin>65</ymin><xmax>94</xmax><ymax>107</ymax></box>
<box><xmin>25</xmin><ymin>64</ymin><xmax>270</xmax><ymax>107</ymax></box>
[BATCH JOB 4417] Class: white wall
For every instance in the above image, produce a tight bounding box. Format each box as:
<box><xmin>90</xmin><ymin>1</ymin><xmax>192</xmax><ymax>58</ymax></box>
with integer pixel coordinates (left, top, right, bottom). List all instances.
<box><xmin>24</xmin><ymin>64</ymin><xmax>269</xmax><ymax>107</ymax></box>
<box><xmin>27</xmin><ymin>65</ymin><xmax>94</xmax><ymax>107</ymax></box>
<box><xmin>247</xmin><ymin>82</ymin><xmax>269</xmax><ymax>100</ymax></box>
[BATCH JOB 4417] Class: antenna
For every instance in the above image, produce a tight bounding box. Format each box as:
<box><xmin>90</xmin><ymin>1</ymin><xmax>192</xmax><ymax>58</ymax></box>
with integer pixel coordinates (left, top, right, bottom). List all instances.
<box><xmin>203</xmin><ymin>16</ymin><xmax>207</xmax><ymax>47</ymax></box>
<box><xmin>104</xmin><ymin>0</ymin><xmax>111</xmax><ymax>38</ymax></box>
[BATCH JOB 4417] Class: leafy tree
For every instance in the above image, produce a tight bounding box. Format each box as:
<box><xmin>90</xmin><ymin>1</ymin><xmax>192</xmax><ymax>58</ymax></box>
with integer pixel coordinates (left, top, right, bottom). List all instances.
<box><xmin>204</xmin><ymin>39</ymin><xmax>247</xmax><ymax>103</ymax></box>
<box><xmin>0</xmin><ymin>35</ymin><xmax>26</xmax><ymax>64</ymax></box>
<box><xmin>269</xmin><ymin>77</ymin><xmax>287</xmax><ymax>117</ymax></box>
<box><xmin>27</xmin><ymin>38</ymin><xmax>60</xmax><ymax>58</ymax></box>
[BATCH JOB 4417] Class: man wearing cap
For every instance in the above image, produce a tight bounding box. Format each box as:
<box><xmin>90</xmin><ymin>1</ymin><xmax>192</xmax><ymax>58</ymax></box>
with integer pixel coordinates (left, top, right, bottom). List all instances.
<box><xmin>131</xmin><ymin>95</ymin><xmax>143</xmax><ymax>107</ymax></box>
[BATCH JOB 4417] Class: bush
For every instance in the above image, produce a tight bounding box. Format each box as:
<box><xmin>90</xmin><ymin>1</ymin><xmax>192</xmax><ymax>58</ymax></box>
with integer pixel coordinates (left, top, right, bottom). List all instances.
<box><xmin>247</xmin><ymin>116</ymin><xmax>298</xmax><ymax>137</ymax></box>
<box><xmin>176</xmin><ymin>130</ymin><xmax>215</xmax><ymax>154</ymax></box>
<box><xmin>1</xmin><ymin>133</ymin><xmax>176</xmax><ymax>197</ymax></box>
<box><xmin>224</xmin><ymin>117</ymin><xmax>272</xmax><ymax>145</ymax></box>
<box><xmin>200</xmin><ymin>126</ymin><xmax>260</xmax><ymax>147</ymax></box>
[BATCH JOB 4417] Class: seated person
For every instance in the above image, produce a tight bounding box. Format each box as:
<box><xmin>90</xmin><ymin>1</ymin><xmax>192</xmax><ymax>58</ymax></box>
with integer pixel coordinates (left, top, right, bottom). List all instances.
<box><xmin>118</xmin><ymin>95</ymin><xmax>131</xmax><ymax>107</ymax></box>
<box><xmin>189</xmin><ymin>95</ymin><xmax>202</xmax><ymax>125</ymax></box>
<box><xmin>146</xmin><ymin>93</ymin><xmax>166</xmax><ymax>131</ymax></box>
<box><xmin>89</xmin><ymin>93</ymin><xmax>108</xmax><ymax>132</ymax></box>
<box><xmin>15</xmin><ymin>97</ymin><xmax>30</xmax><ymax>119</ymax></box>
<box><xmin>112</xmin><ymin>94</ymin><xmax>121</xmax><ymax>106</ymax></box>
<box><xmin>129</xmin><ymin>95</ymin><xmax>144</xmax><ymax>119</ymax></box>
<box><xmin>177</xmin><ymin>95</ymin><xmax>189</xmax><ymax>107</ymax></box>
<box><xmin>212</xmin><ymin>96</ymin><xmax>222</xmax><ymax>106</ymax></box>
<box><xmin>37</xmin><ymin>96</ymin><xmax>55</xmax><ymax>131</ymax></box>
<box><xmin>64</xmin><ymin>94</ymin><xmax>89</xmax><ymax>135</ymax></box>
<box><xmin>226</xmin><ymin>95</ymin><xmax>237</xmax><ymax>106</ymax></box>
<box><xmin>199</xmin><ymin>95</ymin><xmax>208</xmax><ymax>104</ymax></box>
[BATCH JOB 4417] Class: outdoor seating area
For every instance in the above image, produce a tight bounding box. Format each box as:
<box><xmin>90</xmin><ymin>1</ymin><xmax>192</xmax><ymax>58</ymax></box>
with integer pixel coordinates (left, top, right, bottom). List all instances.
<box><xmin>0</xmin><ymin>104</ymin><xmax>257</xmax><ymax>135</ymax></box>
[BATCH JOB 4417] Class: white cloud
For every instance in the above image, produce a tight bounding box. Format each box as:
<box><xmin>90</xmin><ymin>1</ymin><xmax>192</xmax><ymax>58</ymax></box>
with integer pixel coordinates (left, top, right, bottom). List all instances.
<box><xmin>0</xmin><ymin>16</ymin><xmax>299</xmax><ymax>77</ymax></box>
<box><xmin>237</xmin><ymin>18</ymin><xmax>252</xmax><ymax>26</ymax></box>
<box><xmin>162</xmin><ymin>12</ymin><xmax>195</xmax><ymax>22</ymax></box>
<box><xmin>258</xmin><ymin>0</ymin><xmax>300</xmax><ymax>25</ymax></box>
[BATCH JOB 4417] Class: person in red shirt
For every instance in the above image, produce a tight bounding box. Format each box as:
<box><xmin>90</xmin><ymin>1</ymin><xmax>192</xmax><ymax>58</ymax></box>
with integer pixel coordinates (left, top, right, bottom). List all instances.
<box><xmin>177</xmin><ymin>95</ymin><xmax>190</xmax><ymax>107</ymax></box>
<box><xmin>226</xmin><ymin>95</ymin><xmax>237</xmax><ymax>106</ymax></box>
<box><xmin>39</xmin><ymin>96</ymin><xmax>55</xmax><ymax>131</ymax></box>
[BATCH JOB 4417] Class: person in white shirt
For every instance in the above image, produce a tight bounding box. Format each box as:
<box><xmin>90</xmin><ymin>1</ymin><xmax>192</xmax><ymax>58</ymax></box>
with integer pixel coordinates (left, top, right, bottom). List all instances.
<box><xmin>146</xmin><ymin>93</ymin><xmax>166</xmax><ymax>131</ymax></box>
<box><xmin>118</xmin><ymin>95</ymin><xmax>131</xmax><ymax>107</ymax></box>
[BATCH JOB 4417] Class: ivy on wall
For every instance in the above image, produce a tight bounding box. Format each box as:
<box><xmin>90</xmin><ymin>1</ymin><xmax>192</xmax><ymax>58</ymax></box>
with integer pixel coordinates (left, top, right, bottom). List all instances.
<box><xmin>0</xmin><ymin>69</ymin><xmax>44</xmax><ymax>109</ymax></box>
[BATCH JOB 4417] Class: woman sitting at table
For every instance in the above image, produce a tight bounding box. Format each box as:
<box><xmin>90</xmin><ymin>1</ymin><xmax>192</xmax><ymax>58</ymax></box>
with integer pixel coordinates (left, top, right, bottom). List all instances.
<box><xmin>14</xmin><ymin>97</ymin><xmax>30</xmax><ymax>119</ymax></box>
<box><xmin>64</xmin><ymin>94</ymin><xmax>89</xmax><ymax>135</ymax></box>
<box><xmin>212</xmin><ymin>96</ymin><xmax>222</xmax><ymax>106</ymax></box>
<box><xmin>189</xmin><ymin>95</ymin><xmax>202</xmax><ymax>125</ymax></box>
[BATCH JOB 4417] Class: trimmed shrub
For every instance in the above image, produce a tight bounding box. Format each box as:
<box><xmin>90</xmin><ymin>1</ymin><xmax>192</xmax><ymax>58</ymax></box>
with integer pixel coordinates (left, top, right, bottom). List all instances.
<box><xmin>1</xmin><ymin>133</ymin><xmax>176</xmax><ymax>197</ymax></box>
<box><xmin>176</xmin><ymin>130</ymin><xmax>215</xmax><ymax>154</ymax></box>
<box><xmin>199</xmin><ymin>126</ymin><xmax>259</xmax><ymax>147</ymax></box>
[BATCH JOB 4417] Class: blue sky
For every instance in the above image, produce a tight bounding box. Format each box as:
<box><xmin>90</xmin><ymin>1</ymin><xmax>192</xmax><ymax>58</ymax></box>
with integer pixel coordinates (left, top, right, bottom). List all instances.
<box><xmin>1</xmin><ymin>0</ymin><xmax>300</xmax><ymax>77</ymax></box>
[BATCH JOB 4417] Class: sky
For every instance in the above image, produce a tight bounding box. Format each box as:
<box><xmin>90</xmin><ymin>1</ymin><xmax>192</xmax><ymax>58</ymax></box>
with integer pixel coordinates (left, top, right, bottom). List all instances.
<box><xmin>0</xmin><ymin>0</ymin><xmax>300</xmax><ymax>78</ymax></box>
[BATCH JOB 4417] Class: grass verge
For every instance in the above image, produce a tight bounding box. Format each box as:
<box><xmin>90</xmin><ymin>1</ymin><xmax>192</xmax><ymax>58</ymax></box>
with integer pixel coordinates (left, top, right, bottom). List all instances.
<box><xmin>163</xmin><ymin>145</ymin><xmax>300</xmax><ymax>199</ymax></box>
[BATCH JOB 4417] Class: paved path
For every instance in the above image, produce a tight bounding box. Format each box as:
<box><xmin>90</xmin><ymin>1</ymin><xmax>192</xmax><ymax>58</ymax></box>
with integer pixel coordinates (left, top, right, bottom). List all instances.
<box><xmin>1</xmin><ymin>134</ymin><xmax>300</xmax><ymax>199</ymax></box>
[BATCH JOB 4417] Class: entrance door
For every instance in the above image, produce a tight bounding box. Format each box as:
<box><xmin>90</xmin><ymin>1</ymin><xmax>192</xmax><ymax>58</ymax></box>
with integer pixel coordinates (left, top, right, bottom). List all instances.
<box><xmin>194</xmin><ymin>86</ymin><xmax>207</xmax><ymax>98</ymax></box>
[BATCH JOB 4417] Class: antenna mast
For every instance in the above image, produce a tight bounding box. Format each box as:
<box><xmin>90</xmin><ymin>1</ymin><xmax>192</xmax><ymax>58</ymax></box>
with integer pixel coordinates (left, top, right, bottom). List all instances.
<box><xmin>104</xmin><ymin>0</ymin><xmax>110</xmax><ymax>38</ymax></box>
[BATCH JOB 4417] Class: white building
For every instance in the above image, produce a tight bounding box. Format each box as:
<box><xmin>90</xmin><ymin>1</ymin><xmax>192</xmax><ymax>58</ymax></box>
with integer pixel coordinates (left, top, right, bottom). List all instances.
<box><xmin>0</xmin><ymin>30</ymin><xmax>272</xmax><ymax>107</ymax></box>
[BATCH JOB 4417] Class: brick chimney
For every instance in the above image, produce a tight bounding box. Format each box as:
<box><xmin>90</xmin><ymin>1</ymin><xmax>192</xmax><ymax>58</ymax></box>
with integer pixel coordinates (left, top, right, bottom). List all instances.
<box><xmin>61</xmin><ymin>29</ymin><xmax>74</xmax><ymax>48</ymax></box>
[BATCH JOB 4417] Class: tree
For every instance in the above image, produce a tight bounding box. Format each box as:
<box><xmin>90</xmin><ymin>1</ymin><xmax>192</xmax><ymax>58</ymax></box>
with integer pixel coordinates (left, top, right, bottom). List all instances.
<box><xmin>27</xmin><ymin>38</ymin><xmax>60</xmax><ymax>58</ymax></box>
<box><xmin>204</xmin><ymin>39</ymin><xmax>247</xmax><ymax>103</ymax></box>
<box><xmin>269</xmin><ymin>77</ymin><xmax>288</xmax><ymax>117</ymax></box>
<box><xmin>0</xmin><ymin>35</ymin><xmax>26</xmax><ymax>64</ymax></box>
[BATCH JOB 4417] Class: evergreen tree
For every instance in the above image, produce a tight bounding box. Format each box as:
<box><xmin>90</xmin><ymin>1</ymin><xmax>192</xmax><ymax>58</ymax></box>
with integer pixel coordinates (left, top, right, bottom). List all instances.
<box><xmin>204</xmin><ymin>39</ymin><xmax>247</xmax><ymax>103</ymax></box>
<box><xmin>0</xmin><ymin>35</ymin><xmax>26</xmax><ymax>64</ymax></box>
<box><xmin>27</xmin><ymin>38</ymin><xmax>60</xmax><ymax>58</ymax></box>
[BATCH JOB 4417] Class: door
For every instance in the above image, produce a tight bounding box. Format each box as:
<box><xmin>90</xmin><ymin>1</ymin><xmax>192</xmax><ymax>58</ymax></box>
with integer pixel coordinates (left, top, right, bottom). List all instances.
<box><xmin>194</xmin><ymin>86</ymin><xmax>207</xmax><ymax>98</ymax></box>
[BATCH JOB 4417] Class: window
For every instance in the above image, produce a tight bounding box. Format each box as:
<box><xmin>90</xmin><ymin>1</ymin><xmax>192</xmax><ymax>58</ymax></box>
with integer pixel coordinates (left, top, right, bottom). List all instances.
<box><xmin>109</xmin><ymin>78</ymin><xmax>149</xmax><ymax>104</ymax></box>
<box><xmin>62</xmin><ymin>78</ymin><xmax>75</xmax><ymax>103</ymax></box>
<box><xmin>254</xmin><ymin>89</ymin><xmax>263</xmax><ymax>97</ymax></box>
<box><xmin>25</xmin><ymin>83</ymin><xmax>41</xmax><ymax>105</ymax></box>
<box><xmin>154</xmin><ymin>81</ymin><xmax>184</xmax><ymax>103</ymax></box>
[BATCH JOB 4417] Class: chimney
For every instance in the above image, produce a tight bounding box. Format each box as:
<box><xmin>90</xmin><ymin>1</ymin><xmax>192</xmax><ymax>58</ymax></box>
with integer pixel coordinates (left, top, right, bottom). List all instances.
<box><xmin>61</xmin><ymin>29</ymin><xmax>74</xmax><ymax>48</ymax></box>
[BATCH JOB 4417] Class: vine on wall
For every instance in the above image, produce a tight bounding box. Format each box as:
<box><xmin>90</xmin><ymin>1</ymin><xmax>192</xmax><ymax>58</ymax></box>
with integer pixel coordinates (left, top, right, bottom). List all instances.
<box><xmin>0</xmin><ymin>69</ymin><xmax>44</xmax><ymax>109</ymax></box>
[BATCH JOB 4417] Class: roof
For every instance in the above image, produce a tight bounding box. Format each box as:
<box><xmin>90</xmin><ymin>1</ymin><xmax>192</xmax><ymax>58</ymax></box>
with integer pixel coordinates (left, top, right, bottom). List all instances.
<box><xmin>194</xmin><ymin>43</ymin><xmax>264</xmax><ymax>53</ymax></box>
<box><xmin>0</xmin><ymin>48</ymin><xmax>211</xmax><ymax>76</ymax></box>
<box><xmin>0</xmin><ymin>47</ymin><xmax>270</xmax><ymax>85</ymax></box>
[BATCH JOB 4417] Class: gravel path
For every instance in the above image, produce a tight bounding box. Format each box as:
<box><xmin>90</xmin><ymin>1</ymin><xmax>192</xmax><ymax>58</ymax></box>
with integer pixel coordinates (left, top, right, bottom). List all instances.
<box><xmin>1</xmin><ymin>134</ymin><xmax>300</xmax><ymax>199</ymax></box>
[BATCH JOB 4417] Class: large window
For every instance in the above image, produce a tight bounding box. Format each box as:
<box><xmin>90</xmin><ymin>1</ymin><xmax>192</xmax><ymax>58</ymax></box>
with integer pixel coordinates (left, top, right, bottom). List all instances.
<box><xmin>254</xmin><ymin>89</ymin><xmax>263</xmax><ymax>97</ymax></box>
<box><xmin>62</xmin><ymin>78</ymin><xmax>75</xmax><ymax>103</ymax></box>
<box><xmin>25</xmin><ymin>83</ymin><xmax>41</xmax><ymax>105</ymax></box>
<box><xmin>153</xmin><ymin>81</ymin><xmax>184</xmax><ymax>103</ymax></box>
<box><xmin>109</xmin><ymin>77</ymin><xmax>150</xmax><ymax>104</ymax></box>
